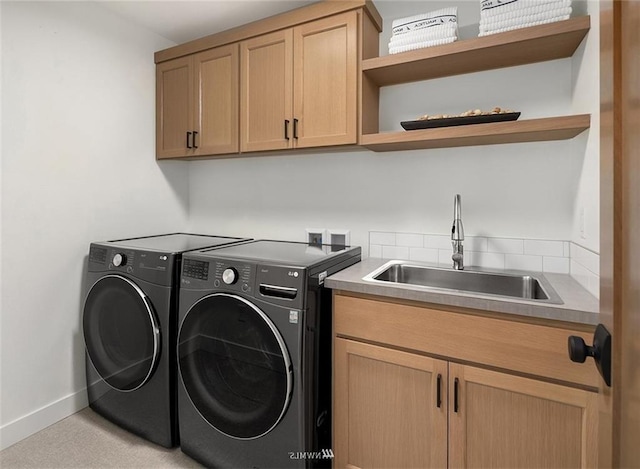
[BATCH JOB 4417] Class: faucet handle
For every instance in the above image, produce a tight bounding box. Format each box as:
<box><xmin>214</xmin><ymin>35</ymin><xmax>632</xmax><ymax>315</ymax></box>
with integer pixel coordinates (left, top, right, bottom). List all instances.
<box><xmin>451</xmin><ymin>220</ymin><xmax>464</xmax><ymax>241</ymax></box>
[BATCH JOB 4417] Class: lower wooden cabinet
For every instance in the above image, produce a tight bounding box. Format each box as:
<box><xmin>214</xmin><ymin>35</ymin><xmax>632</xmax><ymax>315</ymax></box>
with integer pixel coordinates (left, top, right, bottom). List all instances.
<box><xmin>334</xmin><ymin>337</ymin><xmax>598</xmax><ymax>469</ymax></box>
<box><xmin>334</xmin><ymin>339</ymin><xmax>448</xmax><ymax>468</ymax></box>
<box><xmin>449</xmin><ymin>363</ymin><xmax>598</xmax><ymax>468</ymax></box>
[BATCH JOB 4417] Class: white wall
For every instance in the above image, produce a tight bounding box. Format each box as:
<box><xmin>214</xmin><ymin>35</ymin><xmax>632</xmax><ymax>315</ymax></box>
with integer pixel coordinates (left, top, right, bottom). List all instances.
<box><xmin>0</xmin><ymin>2</ymin><xmax>187</xmax><ymax>449</ymax></box>
<box><xmin>188</xmin><ymin>1</ymin><xmax>599</xmax><ymax>261</ymax></box>
<box><xmin>570</xmin><ymin>0</ymin><xmax>600</xmax><ymax>253</ymax></box>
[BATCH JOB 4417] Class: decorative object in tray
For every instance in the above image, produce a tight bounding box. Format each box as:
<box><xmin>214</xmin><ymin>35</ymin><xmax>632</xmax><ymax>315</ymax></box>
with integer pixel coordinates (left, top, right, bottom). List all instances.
<box><xmin>388</xmin><ymin>7</ymin><xmax>458</xmax><ymax>55</ymax></box>
<box><xmin>479</xmin><ymin>0</ymin><xmax>572</xmax><ymax>36</ymax></box>
<box><xmin>401</xmin><ymin>107</ymin><xmax>521</xmax><ymax>130</ymax></box>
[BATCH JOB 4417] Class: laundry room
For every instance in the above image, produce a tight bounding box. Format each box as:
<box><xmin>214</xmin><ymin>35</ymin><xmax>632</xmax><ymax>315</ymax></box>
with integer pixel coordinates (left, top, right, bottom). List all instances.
<box><xmin>1</xmin><ymin>0</ymin><xmax>637</xmax><ymax>466</ymax></box>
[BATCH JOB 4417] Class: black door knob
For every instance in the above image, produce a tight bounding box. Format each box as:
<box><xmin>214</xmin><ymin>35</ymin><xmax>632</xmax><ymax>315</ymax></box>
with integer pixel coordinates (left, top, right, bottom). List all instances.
<box><xmin>568</xmin><ymin>324</ymin><xmax>612</xmax><ymax>387</ymax></box>
<box><xmin>568</xmin><ymin>336</ymin><xmax>596</xmax><ymax>363</ymax></box>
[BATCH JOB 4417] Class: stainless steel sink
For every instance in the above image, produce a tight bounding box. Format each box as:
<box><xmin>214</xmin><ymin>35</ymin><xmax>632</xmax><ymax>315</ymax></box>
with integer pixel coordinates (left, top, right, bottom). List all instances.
<box><xmin>363</xmin><ymin>261</ymin><xmax>562</xmax><ymax>303</ymax></box>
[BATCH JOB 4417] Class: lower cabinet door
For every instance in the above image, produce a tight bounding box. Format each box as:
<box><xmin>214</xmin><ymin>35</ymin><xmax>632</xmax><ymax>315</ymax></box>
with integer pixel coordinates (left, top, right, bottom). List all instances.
<box><xmin>448</xmin><ymin>363</ymin><xmax>598</xmax><ymax>468</ymax></box>
<box><xmin>334</xmin><ymin>338</ymin><xmax>448</xmax><ymax>469</ymax></box>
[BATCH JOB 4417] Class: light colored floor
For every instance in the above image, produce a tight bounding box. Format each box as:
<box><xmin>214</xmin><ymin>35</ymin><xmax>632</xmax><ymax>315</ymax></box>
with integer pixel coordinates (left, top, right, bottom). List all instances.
<box><xmin>0</xmin><ymin>408</ymin><xmax>202</xmax><ymax>468</ymax></box>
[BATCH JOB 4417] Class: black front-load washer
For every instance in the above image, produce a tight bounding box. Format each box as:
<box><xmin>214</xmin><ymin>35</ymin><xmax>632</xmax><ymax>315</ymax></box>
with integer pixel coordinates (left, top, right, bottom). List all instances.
<box><xmin>82</xmin><ymin>233</ymin><xmax>251</xmax><ymax>447</ymax></box>
<box><xmin>177</xmin><ymin>240</ymin><xmax>361</xmax><ymax>467</ymax></box>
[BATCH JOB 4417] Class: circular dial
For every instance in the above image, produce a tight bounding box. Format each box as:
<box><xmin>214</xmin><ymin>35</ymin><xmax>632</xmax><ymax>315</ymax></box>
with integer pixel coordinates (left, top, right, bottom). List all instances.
<box><xmin>222</xmin><ymin>267</ymin><xmax>238</xmax><ymax>285</ymax></box>
<box><xmin>113</xmin><ymin>253</ymin><xmax>127</xmax><ymax>267</ymax></box>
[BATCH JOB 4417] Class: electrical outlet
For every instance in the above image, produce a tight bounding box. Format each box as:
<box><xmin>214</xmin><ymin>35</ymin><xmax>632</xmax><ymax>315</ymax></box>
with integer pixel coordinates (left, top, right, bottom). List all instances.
<box><xmin>579</xmin><ymin>207</ymin><xmax>586</xmax><ymax>239</ymax></box>
<box><xmin>306</xmin><ymin>229</ymin><xmax>326</xmax><ymax>246</ymax></box>
<box><xmin>328</xmin><ymin>229</ymin><xmax>350</xmax><ymax>248</ymax></box>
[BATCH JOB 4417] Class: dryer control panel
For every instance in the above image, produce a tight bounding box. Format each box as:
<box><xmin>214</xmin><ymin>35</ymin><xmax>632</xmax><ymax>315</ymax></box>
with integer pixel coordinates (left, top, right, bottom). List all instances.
<box><xmin>182</xmin><ymin>258</ymin><xmax>253</xmax><ymax>294</ymax></box>
<box><xmin>181</xmin><ymin>257</ymin><xmax>307</xmax><ymax>309</ymax></box>
<box><xmin>88</xmin><ymin>243</ymin><xmax>174</xmax><ymax>285</ymax></box>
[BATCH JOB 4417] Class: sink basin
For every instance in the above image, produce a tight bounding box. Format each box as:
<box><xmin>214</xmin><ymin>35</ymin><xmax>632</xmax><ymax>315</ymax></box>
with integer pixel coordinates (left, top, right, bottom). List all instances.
<box><xmin>363</xmin><ymin>261</ymin><xmax>562</xmax><ymax>303</ymax></box>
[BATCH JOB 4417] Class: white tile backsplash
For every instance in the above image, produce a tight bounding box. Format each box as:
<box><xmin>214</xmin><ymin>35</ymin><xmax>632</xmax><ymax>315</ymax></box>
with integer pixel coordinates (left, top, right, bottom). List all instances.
<box><xmin>569</xmin><ymin>242</ymin><xmax>599</xmax><ymax>298</ymax></box>
<box><xmin>466</xmin><ymin>251</ymin><xmax>506</xmax><ymax>269</ymax></box>
<box><xmin>370</xmin><ymin>231</ymin><xmax>396</xmax><ymax>246</ymax></box>
<box><xmin>409</xmin><ymin>247</ymin><xmax>439</xmax><ymax>263</ymax></box>
<box><xmin>524</xmin><ymin>239</ymin><xmax>565</xmax><ymax>257</ymax></box>
<box><xmin>571</xmin><ymin>243</ymin><xmax>600</xmax><ymax>275</ymax></box>
<box><xmin>571</xmin><ymin>259</ymin><xmax>599</xmax><ymax>298</ymax></box>
<box><xmin>505</xmin><ymin>254</ymin><xmax>544</xmax><ymax>272</ymax></box>
<box><xmin>465</xmin><ymin>236</ymin><xmax>488</xmax><ymax>252</ymax></box>
<box><xmin>487</xmin><ymin>238</ymin><xmax>524</xmax><ymax>254</ymax></box>
<box><xmin>396</xmin><ymin>233</ymin><xmax>424</xmax><ymax>248</ymax></box>
<box><xmin>367</xmin><ymin>232</ymin><xmax>600</xmax><ymax>295</ymax></box>
<box><xmin>423</xmin><ymin>234</ymin><xmax>451</xmax><ymax>250</ymax></box>
<box><xmin>369</xmin><ymin>244</ymin><xmax>383</xmax><ymax>258</ymax></box>
<box><xmin>382</xmin><ymin>245</ymin><xmax>410</xmax><ymax>259</ymax></box>
<box><xmin>542</xmin><ymin>256</ymin><xmax>570</xmax><ymax>274</ymax></box>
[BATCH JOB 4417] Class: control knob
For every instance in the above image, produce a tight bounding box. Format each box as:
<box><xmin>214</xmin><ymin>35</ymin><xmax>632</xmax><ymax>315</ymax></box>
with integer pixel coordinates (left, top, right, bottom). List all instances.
<box><xmin>113</xmin><ymin>253</ymin><xmax>127</xmax><ymax>267</ymax></box>
<box><xmin>222</xmin><ymin>267</ymin><xmax>238</xmax><ymax>285</ymax></box>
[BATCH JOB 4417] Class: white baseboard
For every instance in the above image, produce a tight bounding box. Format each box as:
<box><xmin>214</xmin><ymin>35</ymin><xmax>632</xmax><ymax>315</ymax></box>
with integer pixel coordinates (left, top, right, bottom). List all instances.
<box><xmin>0</xmin><ymin>388</ymin><xmax>88</xmax><ymax>451</ymax></box>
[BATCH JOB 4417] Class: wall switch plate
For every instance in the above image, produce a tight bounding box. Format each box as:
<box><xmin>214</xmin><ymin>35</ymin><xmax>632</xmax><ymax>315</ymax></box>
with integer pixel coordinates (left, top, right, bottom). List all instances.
<box><xmin>306</xmin><ymin>229</ymin><xmax>326</xmax><ymax>246</ymax></box>
<box><xmin>328</xmin><ymin>229</ymin><xmax>350</xmax><ymax>247</ymax></box>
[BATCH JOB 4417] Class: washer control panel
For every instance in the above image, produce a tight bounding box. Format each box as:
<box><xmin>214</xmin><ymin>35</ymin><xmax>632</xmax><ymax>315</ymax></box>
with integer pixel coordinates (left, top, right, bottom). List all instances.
<box><xmin>182</xmin><ymin>259</ymin><xmax>253</xmax><ymax>293</ymax></box>
<box><xmin>212</xmin><ymin>262</ymin><xmax>252</xmax><ymax>292</ymax></box>
<box><xmin>183</xmin><ymin>258</ymin><xmax>209</xmax><ymax>281</ymax></box>
<box><xmin>108</xmin><ymin>249</ymin><xmax>134</xmax><ymax>272</ymax></box>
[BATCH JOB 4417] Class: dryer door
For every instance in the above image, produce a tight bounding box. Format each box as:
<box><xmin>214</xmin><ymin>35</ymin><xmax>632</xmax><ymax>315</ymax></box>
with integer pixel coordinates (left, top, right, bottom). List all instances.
<box><xmin>83</xmin><ymin>275</ymin><xmax>160</xmax><ymax>392</ymax></box>
<box><xmin>178</xmin><ymin>293</ymin><xmax>292</xmax><ymax>440</ymax></box>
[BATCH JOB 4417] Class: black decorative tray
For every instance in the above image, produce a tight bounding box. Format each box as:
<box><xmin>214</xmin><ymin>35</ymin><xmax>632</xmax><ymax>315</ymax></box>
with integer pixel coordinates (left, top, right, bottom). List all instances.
<box><xmin>401</xmin><ymin>112</ymin><xmax>521</xmax><ymax>130</ymax></box>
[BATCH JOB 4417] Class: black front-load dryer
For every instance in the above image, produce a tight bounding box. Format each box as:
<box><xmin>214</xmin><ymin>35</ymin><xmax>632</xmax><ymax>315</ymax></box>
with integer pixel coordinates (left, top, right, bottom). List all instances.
<box><xmin>177</xmin><ymin>240</ymin><xmax>361</xmax><ymax>467</ymax></box>
<box><xmin>82</xmin><ymin>233</ymin><xmax>250</xmax><ymax>448</ymax></box>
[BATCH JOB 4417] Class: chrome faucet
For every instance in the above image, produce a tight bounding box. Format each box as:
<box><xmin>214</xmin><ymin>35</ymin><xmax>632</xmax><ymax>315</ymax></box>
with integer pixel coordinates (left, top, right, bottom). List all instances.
<box><xmin>451</xmin><ymin>194</ymin><xmax>464</xmax><ymax>270</ymax></box>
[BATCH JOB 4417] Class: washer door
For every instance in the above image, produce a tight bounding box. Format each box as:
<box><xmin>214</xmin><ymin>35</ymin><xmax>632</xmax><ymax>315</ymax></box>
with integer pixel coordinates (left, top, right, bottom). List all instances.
<box><xmin>83</xmin><ymin>275</ymin><xmax>160</xmax><ymax>392</ymax></box>
<box><xmin>178</xmin><ymin>293</ymin><xmax>292</xmax><ymax>440</ymax></box>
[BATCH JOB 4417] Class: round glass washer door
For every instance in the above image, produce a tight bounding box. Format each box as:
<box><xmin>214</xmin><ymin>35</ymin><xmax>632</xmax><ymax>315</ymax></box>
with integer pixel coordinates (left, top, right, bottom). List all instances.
<box><xmin>178</xmin><ymin>293</ymin><xmax>292</xmax><ymax>440</ymax></box>
<box><xmin>83</xmin><ymin>275</ymin><xmax>160</xmax><ymax>392</ymax></box>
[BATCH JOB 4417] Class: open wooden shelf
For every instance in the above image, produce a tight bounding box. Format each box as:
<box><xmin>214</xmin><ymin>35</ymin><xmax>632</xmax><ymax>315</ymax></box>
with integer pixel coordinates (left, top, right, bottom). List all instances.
<box><xmin>362</xmin><ymin>16</ymin><xmax>590</xmax><ymax>86</ymax></box>
<box><xmin>360</xmin><ymin>114</ymin><xmax>590</xmax><ymax>152</ymax></box>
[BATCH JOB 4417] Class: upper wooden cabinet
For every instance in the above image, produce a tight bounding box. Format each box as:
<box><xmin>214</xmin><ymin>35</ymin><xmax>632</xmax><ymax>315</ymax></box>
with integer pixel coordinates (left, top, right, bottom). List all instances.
<box><xmin>156</xmin><ymin>44</ymin><xmax>239</xmax><ymax>159</ymax></box>
<box><xmin>240</xmin><ymin>30</ymin><xmax>293</xmax><ymax>152</ymax></box>
<box><xmin>156</xmin><ymin>56</ymin><xmax>192</xmax><ymax>159</ymax></box>
<box><xmin>240</xmin><ymin>11</ymin><xmax>358</xmax><ymax>152</ymax></box>
<box><xmin>155</xmin><ymin>1</ymin><xmax>381</xmax><ymax>160</ymax></box>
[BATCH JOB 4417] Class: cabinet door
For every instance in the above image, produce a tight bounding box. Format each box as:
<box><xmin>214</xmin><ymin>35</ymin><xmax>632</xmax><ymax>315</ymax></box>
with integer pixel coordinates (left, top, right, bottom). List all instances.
<box><xmin>334</xmin><ymin>338</ymin><xmax>448</xmax><ymax>469</ymax></box>
<box><xmin>240</xmin><ymin>30</ymin><xmax>293</xmax><ymax>152</ymax></box>
<box><xmin>449</xmin><ymin>364</ymin><xmax>598</xmax><ymax>468</ymax></box>
<box><xmin>156</xmin><ymin>56</ymin><xmax>193</xmax><ymax>159</ymax></box>
<box><xmin>193</xmin><ymin>44</ymin><xmax>239</xmax><ymax>156</ymax></box>
<box><xmin>293</xmin><ymin>11</ymin><xmax>358</xmax><ymax>148</ymax></box>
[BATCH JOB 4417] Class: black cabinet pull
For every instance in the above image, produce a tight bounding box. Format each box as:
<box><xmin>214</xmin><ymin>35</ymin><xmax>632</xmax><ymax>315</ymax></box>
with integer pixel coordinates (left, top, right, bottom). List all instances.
<box><xmin>454</xmin><ymin>378</ymin><xmax>459</xmax><ymax>413</ymax></box>
<box><xmin>436</xmin><ymin>374</ymin><xmax>442</xmax><ymax>408</ymax></box>
<box><xmin>284</xmin><ymin>120</ymin><xmax>290</xmax><ymax>140</ymax></box>
<box><xmin>293</xmin><ymin>118</ymin><xmax>299</xmax><ymax>139</ymax></box>
<box><xmin>193</xmin><ymin>131</ymin><xmax>198</xmax><ymax>149</ymax></box>
<box><xmin>186</xmin><ymin>131</ymin><xmax>192</xmax><ymax>149</ymax></box>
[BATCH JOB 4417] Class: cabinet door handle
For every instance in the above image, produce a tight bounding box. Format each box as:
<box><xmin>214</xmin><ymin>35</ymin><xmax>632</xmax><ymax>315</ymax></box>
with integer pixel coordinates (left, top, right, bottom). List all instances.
<box><xmin>293</xmin><ymin>118</ymin><xmax>299</xmax><ymax>139</ymax></box>
<box><xmin>193</xmin><ymin>131</ymin><xmax>198</xmax><ymax>149</ymax></box>
<box><xmin>436</xmin><ymin>374</ymin><xmax>442</xmax><ymax>408</ymax></box>
<box><xmin>284</xmin><ymin>120</ymin><xmax>290</xmax><ymax>140</ymax></box>
<box><xmin>186</xmin><ymin>131</ymin><xmax>192</xmax><ymax>149</ymax></box>
<box><xmin>454</xmin><ymin>378</ymin><xmax>459</xmax><ymax>413</ymax></box>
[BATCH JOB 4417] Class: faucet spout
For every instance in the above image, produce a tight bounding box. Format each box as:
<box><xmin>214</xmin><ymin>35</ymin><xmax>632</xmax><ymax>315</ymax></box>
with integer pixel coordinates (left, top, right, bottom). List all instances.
<box><xmin>451</xmin><ymin>194</ymin><xmax>464</xmax><ymax>270</ymax></box>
